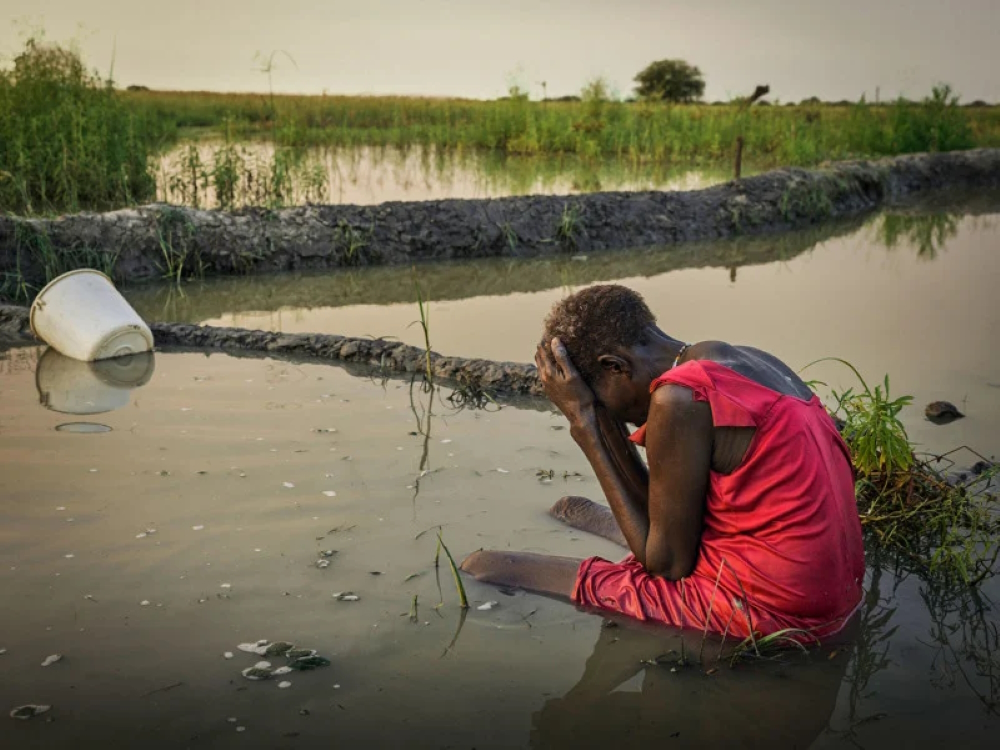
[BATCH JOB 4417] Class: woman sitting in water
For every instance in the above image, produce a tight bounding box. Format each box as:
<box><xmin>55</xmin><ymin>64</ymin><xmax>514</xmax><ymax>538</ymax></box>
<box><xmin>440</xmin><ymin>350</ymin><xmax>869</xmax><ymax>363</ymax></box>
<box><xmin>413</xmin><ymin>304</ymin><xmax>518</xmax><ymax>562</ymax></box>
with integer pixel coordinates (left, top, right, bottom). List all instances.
<box><xmin>461</xmin><ymin>284</ymin><xmax>864</xmax><ymax>639</ymax></box>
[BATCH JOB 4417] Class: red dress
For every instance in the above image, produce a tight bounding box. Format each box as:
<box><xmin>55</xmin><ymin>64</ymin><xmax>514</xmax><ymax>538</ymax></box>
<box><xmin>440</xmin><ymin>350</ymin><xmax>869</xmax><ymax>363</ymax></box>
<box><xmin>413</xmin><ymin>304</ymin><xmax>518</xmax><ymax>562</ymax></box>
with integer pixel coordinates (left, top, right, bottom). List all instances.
<box><xmin>572</xmin><ymin>360</ymin><xmax>865</xmax><ymax>639</ymax></box>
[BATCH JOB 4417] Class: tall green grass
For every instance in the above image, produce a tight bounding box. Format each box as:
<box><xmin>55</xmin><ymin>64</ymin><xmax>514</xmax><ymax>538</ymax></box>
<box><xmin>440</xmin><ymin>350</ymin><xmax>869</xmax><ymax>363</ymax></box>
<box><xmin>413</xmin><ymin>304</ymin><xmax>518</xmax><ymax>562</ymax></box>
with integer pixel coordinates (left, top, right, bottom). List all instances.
<box><xmin>125</xmin><ymin>86</ymin><xmax>999</xmax><ymax>167</ymax></box>
<box><xmin>0</xmin><ymin>38</ymin><xmax>171</xmax><ymax>214</ymax></box>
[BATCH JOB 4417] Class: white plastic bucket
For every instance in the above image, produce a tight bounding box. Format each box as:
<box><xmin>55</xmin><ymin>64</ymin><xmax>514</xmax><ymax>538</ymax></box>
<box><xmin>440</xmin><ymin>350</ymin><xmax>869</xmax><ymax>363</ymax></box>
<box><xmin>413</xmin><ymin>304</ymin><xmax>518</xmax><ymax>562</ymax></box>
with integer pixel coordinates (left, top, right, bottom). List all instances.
<box><xmin>35</xmin><ymin>347</ymin><xmax>155</xmax><ymax>415</ymax></box>
<box><xmin>29</xmin><ymin>269</ymin><xmax>154</xmax><ymax>361</ymax></box>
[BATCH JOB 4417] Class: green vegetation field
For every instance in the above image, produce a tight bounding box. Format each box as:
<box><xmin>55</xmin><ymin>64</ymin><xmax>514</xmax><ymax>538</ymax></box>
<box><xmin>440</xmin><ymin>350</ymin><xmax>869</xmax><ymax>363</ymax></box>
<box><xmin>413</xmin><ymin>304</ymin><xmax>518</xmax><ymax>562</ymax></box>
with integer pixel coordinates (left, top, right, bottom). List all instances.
<box><xmin>2</xmin><ymin>39</ymin><xmax>999</xmax><ymax>215</ymax></box>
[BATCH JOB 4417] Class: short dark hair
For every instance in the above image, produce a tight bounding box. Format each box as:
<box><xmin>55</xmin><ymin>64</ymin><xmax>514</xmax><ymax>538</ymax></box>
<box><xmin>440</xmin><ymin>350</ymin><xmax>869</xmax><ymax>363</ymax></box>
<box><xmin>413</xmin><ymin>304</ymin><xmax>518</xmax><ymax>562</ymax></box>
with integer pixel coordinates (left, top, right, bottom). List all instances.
<box><xmin>541</xmin><ymin>284</ymin><xmax>656</xmax><ymax>385</ymax></box>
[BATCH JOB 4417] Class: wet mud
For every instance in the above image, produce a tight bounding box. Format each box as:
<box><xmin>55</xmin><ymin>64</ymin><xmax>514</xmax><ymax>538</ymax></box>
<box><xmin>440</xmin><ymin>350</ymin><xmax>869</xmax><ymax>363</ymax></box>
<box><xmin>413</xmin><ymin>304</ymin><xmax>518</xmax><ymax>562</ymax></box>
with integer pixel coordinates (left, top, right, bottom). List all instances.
<box><xmin>2</xmin><ymin>149</ymin><xmax>999</xmax><ymax>292</ymax></box>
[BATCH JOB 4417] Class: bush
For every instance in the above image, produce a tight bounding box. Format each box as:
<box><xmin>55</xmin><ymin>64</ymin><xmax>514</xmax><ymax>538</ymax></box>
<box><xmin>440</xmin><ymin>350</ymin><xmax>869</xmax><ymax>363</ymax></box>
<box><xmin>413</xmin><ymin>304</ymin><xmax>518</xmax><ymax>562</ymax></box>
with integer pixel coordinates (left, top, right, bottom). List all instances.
<box><xmin>0</xmin><ymin>38</ymin><xmax>167</xmax><ymax>214</ymax></box>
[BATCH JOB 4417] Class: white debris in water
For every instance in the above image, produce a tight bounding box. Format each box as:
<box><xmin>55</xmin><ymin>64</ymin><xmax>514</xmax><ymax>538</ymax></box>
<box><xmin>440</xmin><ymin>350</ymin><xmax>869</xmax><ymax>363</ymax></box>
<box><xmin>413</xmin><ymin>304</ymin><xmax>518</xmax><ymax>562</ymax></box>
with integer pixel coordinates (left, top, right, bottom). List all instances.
<box><xmin>238</xmin><ymin>640</ymin><xmax>269</xmax><ymax>654</ymax></box>
<box><xmin>236</xmin><ymin>725</ymin><xmax>246</xmax><ymax>732</ymax></box>
<box><xmin>9</xmin><ymin>705</ymin><xmax>51</xmax><ymax>720</ymax></box>
<box><xmin>227</xmin><ymin>717</ymin><xmax>237</xmax><ymax>723</ymax></box>
<box><xmin>220</xmin><ymin>583</ymin><xmax>232</xmax><ymax>589</ymax></box>
<box><xmin>41</xmin><ymin>654</ymin><xmax>62</xmax><ymax>667</ymax></box>
<box><xmin>477</xmin><ymin>601</ymin><xmax>499</xmax><ymax>611</ymax></box>
<box><xmin>332</xmin><ymin>592</ymin><xmax>360</xmax><ymax>602</ymax></box>
<box><xmin>192</xmin><ymin>525</ymin><xmax>204</xmax><ymax>531</ymax></box>
<box><xmin>333</xmin><ymin>684</ymin><xmax>341</xmax><ymax>689</ymax></box>
<box><xmin>140</xmin><ymin>600</ymin><xmax>150</xmax><ymax>606</ymax></box>
<box><xmin>278</xmin><ymin>681</ymin><xmax>292</xmax><ymax>689</ymax></box>
<box><xmin>224</xmin><ymin>652</ymin><xmax>234</xmax><ymax>659</ymax></box>
<box><xmin>135</xmin><ymin>533</ymin><xmax>147</xmax><ymax>539</ymax></box>
<box><xmin>441</xmin><ymin>439</ymin><xmax>452</xmax><ymax>444</ymax></box>
<box><xmin>180</xmin><ymin>407</ymin><xmax>192</xmax><ymax>412</ymax></box>
<box><xmin>253</xmin><ymin>661</ymin><xmax>271</xmax><ymax>669</ymax></box>
<box><xmin>495</xmin><ymin>468</ymin><xmax>510</xmax><ymax>474</ymax></box>
<box><xmin>322</xmin><ymin>491</ymin><xmax>337</xmax><ymax>497</ymax></box>
<box><xmin>89</xmin><ymin>469</ymin><xmax>97</xmax><ymax>473</ymax></box>
<box><xmin>272</xmin><ymin>666</ymin><xmax>292</xmax><ymax>676</ymax></box>
<box><xmin>64</xmin><ymin>554</ymin><xmax>74</xmax><ymax>559</ymax></box>
<box><xmin>0</xmin><ymin>648</ymin><xmax>6</xmax><ymax>655</ymax></box>
<box><xmin>315</xmin><ymin>560</ymin><xmax>330</xmax><ymax>569</ymax></box>
<box><xmin>253</xmin><ymin>548</ymin><xmax>262</xmax><ymax>553</ymax></box>
<box><xmin>56</xmin><ymin>506</ymin><xmax>66</xmax><ymax>511</ymax></box>
<box><xmin>282</xmin><ymin>482</ymin><xmax>295</xmax><ymax>489</ymax></box>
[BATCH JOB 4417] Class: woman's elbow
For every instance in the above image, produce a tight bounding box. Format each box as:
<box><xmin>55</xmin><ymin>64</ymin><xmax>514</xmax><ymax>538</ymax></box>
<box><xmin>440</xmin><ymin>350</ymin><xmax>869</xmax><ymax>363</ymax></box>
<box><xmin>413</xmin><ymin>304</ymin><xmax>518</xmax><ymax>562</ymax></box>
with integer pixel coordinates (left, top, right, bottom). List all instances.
<box><xmin>644</xmin><ymin>550</ymin><xmax>696</xmax><ymax>581</ymax></box>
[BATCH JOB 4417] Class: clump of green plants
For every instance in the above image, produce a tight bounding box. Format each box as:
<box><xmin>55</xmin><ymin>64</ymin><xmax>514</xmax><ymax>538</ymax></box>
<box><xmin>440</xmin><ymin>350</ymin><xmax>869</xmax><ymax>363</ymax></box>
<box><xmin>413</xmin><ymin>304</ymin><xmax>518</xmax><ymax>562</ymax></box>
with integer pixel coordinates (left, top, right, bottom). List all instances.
<box><xmin>0</xmin><ymin>221</ymin><xmax>118</xmax><ymax>303</ymax></box>
<box><xmin>0</xmin><ymin>37</ymin><xmax>166</xmax><ymax>214</ymax></box>
<box><xmin>805</xmin><ymin>358</ymin><xmax>999</xmax><ymax>586</ymax></box>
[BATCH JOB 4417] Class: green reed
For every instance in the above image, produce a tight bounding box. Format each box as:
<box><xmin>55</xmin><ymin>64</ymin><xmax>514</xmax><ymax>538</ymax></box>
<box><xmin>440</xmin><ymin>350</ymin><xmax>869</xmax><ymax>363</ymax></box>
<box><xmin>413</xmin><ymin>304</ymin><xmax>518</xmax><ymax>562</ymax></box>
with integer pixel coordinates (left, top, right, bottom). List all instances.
<box><xmin>123</xmin><ymin>86</ymin><xmax>999</xmax><ymax>170</ymax></box>
<box><xmin>803</xmin><ymin>359</ymin><xmax>999</xmax><ymax>587</ymax></box>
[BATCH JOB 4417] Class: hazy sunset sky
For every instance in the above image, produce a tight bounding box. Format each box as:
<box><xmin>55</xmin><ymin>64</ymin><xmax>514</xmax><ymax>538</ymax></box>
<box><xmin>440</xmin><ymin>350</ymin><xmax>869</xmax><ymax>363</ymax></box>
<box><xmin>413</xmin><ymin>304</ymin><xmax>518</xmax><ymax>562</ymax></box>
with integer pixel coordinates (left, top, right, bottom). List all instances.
<box><xmin>2</xmin><ymin>1</ymin><xmax>997</xmax><ymax>102</ymax></box>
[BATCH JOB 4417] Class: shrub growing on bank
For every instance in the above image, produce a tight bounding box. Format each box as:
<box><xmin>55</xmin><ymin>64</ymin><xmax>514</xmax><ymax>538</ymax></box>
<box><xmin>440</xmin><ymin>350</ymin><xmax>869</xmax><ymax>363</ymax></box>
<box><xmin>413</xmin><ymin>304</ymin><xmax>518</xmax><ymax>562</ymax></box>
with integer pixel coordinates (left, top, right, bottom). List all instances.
<box><xmin>0</xmin><ymin>39</ymin><xmax>169</xmax><ymax>214</ymax></box>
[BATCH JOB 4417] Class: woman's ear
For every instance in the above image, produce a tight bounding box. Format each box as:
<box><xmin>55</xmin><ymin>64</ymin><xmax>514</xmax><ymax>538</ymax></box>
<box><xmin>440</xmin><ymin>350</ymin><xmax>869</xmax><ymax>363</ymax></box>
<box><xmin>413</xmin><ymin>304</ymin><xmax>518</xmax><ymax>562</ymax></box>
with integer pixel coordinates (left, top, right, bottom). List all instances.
<box><xmin>598</xmin><ymin>354</ymin><xmax>630</xmax><ymax>377</ymax></box>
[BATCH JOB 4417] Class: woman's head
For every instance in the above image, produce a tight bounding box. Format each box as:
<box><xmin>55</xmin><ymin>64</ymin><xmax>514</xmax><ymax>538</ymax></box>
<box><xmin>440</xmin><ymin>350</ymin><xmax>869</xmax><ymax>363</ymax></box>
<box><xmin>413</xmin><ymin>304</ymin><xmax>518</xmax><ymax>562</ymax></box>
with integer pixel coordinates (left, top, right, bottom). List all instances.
<box><xmin>542</xmin><ymin>284</ymin><xmax>664</xmax><ymax>423</ymax></box>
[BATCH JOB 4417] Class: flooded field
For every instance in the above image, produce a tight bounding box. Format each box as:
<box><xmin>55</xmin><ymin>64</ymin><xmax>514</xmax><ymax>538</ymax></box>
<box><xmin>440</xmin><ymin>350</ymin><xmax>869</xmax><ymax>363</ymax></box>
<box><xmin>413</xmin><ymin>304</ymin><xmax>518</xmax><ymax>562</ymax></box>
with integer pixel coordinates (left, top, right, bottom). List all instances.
<box><xmin>155</xmin><ymin>142</ymin><xmax>733</xmax><ymax>208</ymax></box>
<box><xmin>4</xmin><ymin>196</ymin><xmax>999</xmax><ymax>748</ymax></box>
<box><xmin>0</xmin><ymin>341</ymin><xmax>997</xmax><ymax>748</ymax></box>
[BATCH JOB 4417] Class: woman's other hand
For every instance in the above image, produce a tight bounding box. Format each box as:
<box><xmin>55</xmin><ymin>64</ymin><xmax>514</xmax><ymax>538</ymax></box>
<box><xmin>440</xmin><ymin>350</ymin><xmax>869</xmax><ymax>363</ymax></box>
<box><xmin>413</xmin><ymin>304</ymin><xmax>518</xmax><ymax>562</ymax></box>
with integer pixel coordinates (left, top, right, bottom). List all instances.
<box><xmin>535</xmin><ymin>338</ymin><xmax>596</xmax><ymax>427</ymax></box>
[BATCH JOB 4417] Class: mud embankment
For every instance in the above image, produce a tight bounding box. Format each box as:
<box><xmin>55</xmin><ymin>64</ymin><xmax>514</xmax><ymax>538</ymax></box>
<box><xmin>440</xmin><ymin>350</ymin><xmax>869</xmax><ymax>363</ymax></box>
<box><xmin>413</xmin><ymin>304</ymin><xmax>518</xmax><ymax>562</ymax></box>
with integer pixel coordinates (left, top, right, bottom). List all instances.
<box><xmin>2</xmin><ymin>149</ymin><xmax>999</xmax><ymax>292</ymax></box>
<box><xmin>0</xmin><ymin>304</ymin><xmax>543</xmax><ymax>398</ymax></box>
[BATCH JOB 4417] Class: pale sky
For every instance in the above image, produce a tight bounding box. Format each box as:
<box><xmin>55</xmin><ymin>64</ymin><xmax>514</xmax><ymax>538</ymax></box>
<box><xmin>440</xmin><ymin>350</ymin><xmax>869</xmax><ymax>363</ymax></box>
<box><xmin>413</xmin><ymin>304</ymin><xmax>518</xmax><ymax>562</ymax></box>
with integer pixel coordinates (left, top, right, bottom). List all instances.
<box><xmin>2</xmin><ymin>0</ymin><xmax>997</xmax><ymax>102</ymax></box>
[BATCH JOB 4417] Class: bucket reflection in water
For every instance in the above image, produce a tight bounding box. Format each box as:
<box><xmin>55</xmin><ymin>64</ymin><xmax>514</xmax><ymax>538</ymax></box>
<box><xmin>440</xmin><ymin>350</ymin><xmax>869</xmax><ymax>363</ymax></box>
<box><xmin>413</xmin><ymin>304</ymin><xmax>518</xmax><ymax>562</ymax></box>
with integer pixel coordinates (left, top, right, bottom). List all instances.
<box><xmin>35</xmin><ymin>347</ymin><xmax>155</xmax><ymax>415</ymax></box>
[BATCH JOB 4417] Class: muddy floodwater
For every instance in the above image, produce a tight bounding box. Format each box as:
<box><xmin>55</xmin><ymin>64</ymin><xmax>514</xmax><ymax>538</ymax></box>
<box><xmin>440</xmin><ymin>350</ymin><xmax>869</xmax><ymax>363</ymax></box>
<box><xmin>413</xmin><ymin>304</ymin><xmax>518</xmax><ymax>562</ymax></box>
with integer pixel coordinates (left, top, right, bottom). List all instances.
<box><xmin>1</xmin><ymin>345</ymin><xmax>997</xmax><ymax>749</ymax></box>
<box><xmin>4</xmin><ymin>198</ymin><xmax>1000</xmax><ymax>748</ymax></box>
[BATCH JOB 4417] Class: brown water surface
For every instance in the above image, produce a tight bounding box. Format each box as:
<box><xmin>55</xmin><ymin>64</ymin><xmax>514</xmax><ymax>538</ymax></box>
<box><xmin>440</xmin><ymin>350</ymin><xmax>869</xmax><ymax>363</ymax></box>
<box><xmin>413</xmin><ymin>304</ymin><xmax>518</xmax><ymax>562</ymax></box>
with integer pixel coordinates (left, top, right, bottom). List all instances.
<box><xmin>0</xmin><ymin>345</ymin><xmax>997</xmax><ymax>748</ymax></box>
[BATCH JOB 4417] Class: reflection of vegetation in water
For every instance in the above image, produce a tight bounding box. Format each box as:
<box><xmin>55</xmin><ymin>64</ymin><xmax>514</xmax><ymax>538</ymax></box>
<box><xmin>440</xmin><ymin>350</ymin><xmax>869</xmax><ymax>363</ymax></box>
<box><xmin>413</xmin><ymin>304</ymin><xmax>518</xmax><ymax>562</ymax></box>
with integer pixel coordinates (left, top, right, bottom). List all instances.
<box><xmin>874</xmin><ymin>212</ymin><xmax>961</xmax><ymax>260</ymax></box>
<box><xmin>921</xmin><ymin>578</ymin><xmax>999</xmax><ymax>715</ymax></box>
<box><xmin>156</xmin><ymin>142</ymin><xmax>733</xmax><ymax>210</ymax></box>
<box><xmin>842</xmin><ymin>566</ymin><xmax>898</xmax><ymax>731</ymax></box>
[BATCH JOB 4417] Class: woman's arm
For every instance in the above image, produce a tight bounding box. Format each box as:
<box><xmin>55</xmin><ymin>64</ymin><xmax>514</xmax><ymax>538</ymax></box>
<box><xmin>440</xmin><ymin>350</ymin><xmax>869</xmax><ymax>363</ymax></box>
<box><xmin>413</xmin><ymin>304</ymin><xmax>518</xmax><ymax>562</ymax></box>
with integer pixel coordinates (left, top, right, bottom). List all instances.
<box><xmin>538</xmin><ymin>341</ymin><xmax>711</xmax><ymax>579</ymax></box>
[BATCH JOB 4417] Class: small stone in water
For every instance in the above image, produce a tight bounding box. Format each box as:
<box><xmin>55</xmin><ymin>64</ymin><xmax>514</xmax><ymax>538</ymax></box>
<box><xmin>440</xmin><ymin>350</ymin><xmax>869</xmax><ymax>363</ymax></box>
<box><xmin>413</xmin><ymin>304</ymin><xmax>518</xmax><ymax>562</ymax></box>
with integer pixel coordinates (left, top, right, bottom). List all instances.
<box><xmin>285</xmin><ymin>648</ymin><xmax>316</xmax><ymax>660</ymax></box>
<box><xmin>319</xmin><ymin>550</ymin><xmax>337</xmax><ymax>558</ymax></box>
<box><xmin>10</xmin><ymin>705</ymin><xmax>51</xmax><ymax>720</ymax></box>
<box><xmin>272</xmin><ymin>666</ymin><xmax>293</xmax><ymax>676</ymax></box>
<box><xmin>41</xmin><ymin>654</ymin><xmax>62</xmax><ymax>667</ymax></box>
<box><xmin>290</xmin><ymin>655</ymin><xmax>331</xmax><ymax>671</ymax></box>
<box><xmin>254</xmin><ymin>661</ymin><xmax>272</xmax><ymax>669</ymax></box>
<box><xmin>315</xmin><ymin>560</ymin><xmax>330</xmax><ymax>569</ymax></box>
<box><xmin>262</xmin><ymin>642</ymin><xmax>294</xmax><ymax>657</ymax></box>
<box><xmin>278</xmin><ymin>681</ymin><xmax>292</xmax><ymax>689</ymax></box>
